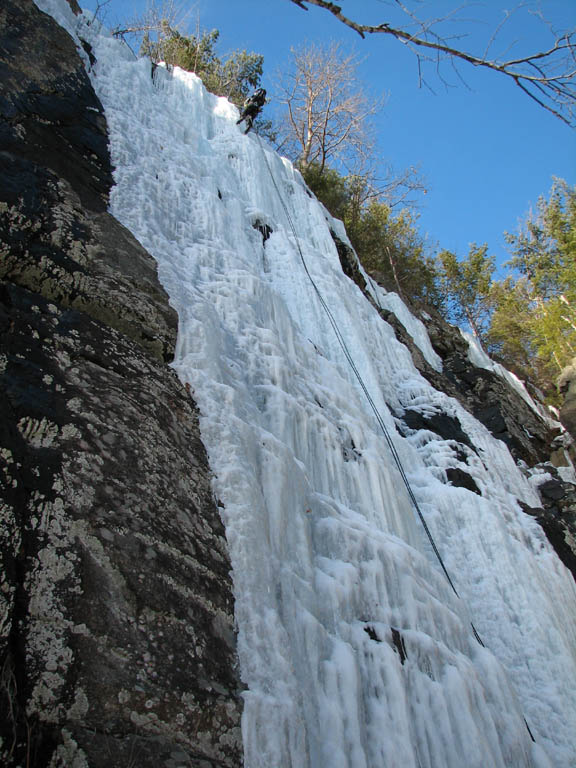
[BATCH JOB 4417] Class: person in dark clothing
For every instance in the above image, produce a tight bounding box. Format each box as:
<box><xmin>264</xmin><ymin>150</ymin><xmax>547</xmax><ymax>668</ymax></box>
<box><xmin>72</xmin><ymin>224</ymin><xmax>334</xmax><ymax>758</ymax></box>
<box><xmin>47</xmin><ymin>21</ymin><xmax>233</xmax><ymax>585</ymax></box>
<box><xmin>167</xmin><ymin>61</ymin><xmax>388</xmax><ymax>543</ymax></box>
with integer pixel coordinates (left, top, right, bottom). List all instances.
<box><xmin>236</xmin><ymin>88</ymin><xmax>267</xmax><ymax>134</ymax></box>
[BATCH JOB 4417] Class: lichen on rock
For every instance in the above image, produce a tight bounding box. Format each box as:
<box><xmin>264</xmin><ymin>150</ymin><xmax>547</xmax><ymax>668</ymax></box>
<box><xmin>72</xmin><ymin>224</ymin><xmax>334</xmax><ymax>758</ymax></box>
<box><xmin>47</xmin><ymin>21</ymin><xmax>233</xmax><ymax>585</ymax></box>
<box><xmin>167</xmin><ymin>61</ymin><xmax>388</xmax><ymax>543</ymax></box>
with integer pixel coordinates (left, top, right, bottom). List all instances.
<box><xmin>0</xmin><ymin>1</ymin><xmax>242</xmax><ymax>765</ymax></box>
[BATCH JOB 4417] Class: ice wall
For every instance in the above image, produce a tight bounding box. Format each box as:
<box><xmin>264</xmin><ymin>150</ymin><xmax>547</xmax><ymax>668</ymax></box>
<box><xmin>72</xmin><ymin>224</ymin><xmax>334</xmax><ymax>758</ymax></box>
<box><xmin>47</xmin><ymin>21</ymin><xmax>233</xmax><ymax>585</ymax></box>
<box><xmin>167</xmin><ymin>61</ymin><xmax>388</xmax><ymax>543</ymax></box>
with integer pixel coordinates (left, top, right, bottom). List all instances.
<box><xmin>35</xmin><ymin>3</ymin><xmax>576</xmax><ymax>765</ymax></box>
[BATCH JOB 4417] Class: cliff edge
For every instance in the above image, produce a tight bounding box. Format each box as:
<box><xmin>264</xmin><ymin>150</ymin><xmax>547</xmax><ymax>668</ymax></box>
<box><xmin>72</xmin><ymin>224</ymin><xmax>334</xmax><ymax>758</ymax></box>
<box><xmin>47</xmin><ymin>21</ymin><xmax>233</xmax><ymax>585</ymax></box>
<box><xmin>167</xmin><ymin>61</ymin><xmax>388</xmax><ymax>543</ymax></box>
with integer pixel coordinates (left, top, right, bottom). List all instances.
<box><xmin>0</xmin><ymin>1</ymin><xmax>242</xmax><ymax>765</ymax></box>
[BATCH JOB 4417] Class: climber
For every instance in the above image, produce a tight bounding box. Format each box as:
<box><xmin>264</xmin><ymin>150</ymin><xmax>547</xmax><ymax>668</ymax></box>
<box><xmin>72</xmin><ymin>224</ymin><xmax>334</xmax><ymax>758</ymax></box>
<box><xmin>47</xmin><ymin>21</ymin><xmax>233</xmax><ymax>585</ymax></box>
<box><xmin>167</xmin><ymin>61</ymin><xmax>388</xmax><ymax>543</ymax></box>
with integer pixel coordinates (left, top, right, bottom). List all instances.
<box><xmin>236</xmin><ymin>88</ymin><xmax>266</xmax><ymax>134</ymax></box>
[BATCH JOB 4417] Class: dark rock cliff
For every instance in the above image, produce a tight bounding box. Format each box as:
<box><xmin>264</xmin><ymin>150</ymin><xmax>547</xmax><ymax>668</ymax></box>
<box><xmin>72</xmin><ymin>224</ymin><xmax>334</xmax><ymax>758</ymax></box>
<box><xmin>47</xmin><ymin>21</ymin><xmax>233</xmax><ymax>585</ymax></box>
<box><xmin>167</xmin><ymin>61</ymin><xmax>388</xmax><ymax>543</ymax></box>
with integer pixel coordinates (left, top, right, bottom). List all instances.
<box><xmin>558</xmin><ymin>358</ymin><xmax>576</xmax><ymax>442</ymax></box>
<box><xmin>0</xmin><ymin>1</ymin><xmax>242</xmax><ymax>766</ymax></box>
<box><xmin>395</xmin><ymin>306</ymin><xmax>558</xmax><ymax>467</ymax></box>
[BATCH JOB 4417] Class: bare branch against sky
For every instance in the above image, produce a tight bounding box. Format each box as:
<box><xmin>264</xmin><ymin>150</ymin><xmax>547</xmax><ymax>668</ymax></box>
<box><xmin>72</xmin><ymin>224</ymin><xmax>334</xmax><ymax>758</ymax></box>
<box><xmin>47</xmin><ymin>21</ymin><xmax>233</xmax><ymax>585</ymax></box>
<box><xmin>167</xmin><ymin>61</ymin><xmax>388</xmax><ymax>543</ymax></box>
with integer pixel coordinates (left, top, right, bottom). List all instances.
<box><xmin>289</xmin><ymin>0</ymin><xmax>576</xmax><ymax>127</ymax></box>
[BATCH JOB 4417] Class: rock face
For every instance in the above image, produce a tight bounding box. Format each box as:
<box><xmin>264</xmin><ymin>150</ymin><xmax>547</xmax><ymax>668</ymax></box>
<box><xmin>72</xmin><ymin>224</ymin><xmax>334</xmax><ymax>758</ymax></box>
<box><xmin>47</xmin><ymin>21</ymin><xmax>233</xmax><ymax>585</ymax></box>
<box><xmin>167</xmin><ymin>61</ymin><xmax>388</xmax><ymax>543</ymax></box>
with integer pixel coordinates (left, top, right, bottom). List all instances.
<box><xmin>404</xmin><ymin>307</ymin><xmax>558</xmax><ymax>467</ymax></box>
<box><xmin>414</xmin><ymin>311</ymin><xmax>576</xmax><ymax>580</ymax></box>
<box><xmin>521</xmin><ymin>467</ymin><xmax>576</xmax><ymax>581</ymax></box>
<box><xmin>0</xmin><ymin>2</ymin><xmax>242</xmax><ymax>766</ymax></box>
<box><xmin>331</xmin><ymin>231</ymin><xmax>367</xmax><ymax>293</ymax></box>
<box><xmin>2</xmin><ymin>0</ymin><xmax>574</xmax><ymax>762</ymax></box>
<box><xmin>558</xmin><ymin>358</ymin><xmax>576</xmax><ymax>442</ymax></box>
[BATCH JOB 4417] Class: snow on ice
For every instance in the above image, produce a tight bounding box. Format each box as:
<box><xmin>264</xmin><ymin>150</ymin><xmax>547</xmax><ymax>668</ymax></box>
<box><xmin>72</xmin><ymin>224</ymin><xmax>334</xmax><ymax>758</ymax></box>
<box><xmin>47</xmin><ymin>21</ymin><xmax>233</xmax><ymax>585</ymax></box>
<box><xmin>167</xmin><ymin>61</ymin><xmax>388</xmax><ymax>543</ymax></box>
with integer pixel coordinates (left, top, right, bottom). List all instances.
<box><xmin>35</xmin><ymin>3</ymin><xmax>576</xmax><ymax>766</ymax></box>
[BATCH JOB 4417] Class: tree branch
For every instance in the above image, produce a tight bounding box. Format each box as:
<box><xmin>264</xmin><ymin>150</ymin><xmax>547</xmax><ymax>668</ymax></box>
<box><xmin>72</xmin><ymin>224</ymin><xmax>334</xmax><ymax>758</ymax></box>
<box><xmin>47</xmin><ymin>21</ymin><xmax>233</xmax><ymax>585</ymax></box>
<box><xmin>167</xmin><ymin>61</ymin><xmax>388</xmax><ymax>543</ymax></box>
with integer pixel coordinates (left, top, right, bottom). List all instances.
<box><xmin>289</xmin><ymin>0</ymin><xmax>576</xmax><ymax>126</ymax></box>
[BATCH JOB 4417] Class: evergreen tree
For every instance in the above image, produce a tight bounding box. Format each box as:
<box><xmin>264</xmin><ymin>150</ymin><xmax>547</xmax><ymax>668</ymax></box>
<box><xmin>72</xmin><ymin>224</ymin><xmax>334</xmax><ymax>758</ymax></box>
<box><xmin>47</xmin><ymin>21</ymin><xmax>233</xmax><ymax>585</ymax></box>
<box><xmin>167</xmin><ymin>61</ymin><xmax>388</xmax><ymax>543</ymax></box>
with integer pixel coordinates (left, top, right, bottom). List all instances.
<box><xmin>503</xmin><ymin>179</ymin><xmax>576</xmax><ymax>376</ymax></box>
<box><xmin>484</xmin><ymin>179</ymin><xmax>576</xmax><ymax>402</ymax></box>
<box><xmin>506</xmin><ymin>178</ymin><xmax>575</xmax><ymax>305</ymax></box>
<box><xmin>219</xmin><ymin>49</ymin><xmax>265</xmax><ymax>104</ymax></box>
<box><xmin>301</xmin><ymin>163</ymin><xmax>440</xmax><ymax>309</ymax></box>
<box><xmin>485</xmin><ymin>278</ymin><xmax>550</xmax><ymax>389</ymax></box>
<box><xmin>437</xmin><ymin>244</ymin><xmax>495</xmax><ymax>345</ymax></box>
<box><xmin>140</xmin><ymin>25</ymin><xmax>264</xmax><ymax>109</ymax></box>
<box><xmin>352</xmin><ymin>202</ymin><xmax>440</xmax><ymax>308</ymax></box>
<box><xmin>301</xmin><ymin>163</ymin><xmax>351</xmax><ymax>222</ymax></box>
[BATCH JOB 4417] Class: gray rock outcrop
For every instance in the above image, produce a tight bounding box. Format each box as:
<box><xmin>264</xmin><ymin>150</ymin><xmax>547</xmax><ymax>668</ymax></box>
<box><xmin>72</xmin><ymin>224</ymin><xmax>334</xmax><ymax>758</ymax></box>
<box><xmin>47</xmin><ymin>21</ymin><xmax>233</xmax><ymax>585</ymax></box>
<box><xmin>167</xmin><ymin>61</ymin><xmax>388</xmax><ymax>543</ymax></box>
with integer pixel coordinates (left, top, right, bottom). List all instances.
<box><xmin>521</xmin><ymin>466</ymin><xmax>576</xmax><ymax>581</ymax></box>
<box><xmin>558</xmin><ymin>357</ymin><xmax>576</xmax><ymax>442</ymax></box>
<box><xmin>0</xmin><ymin>1</ymin><xmax>242</xmax><ymax>765</ymax></box>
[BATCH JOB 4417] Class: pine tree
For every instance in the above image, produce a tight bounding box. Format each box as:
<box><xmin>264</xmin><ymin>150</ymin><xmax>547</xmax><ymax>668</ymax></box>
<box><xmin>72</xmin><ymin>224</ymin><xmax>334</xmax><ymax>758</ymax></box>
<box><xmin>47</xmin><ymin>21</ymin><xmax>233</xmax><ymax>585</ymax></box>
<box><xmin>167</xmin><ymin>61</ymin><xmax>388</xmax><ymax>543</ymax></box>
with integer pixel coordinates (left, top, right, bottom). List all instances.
<box><xmin>437</xmin><ymin>244</ymin><xmax>495</xmax><ymax>345</ymax></box>
<box><xmin>504</xmin><ymin>179</ymin><xmax>576</xmax><ymax>376</ymax></box>
<box><xmin>352</xmin><ymin>202</ymin><xmax>440</xmax><ymax>307</ymax></box>
<box><xmin>140</xmin><ymin>25</ymin><xmax>264</xmax><ymax>109</ymax></box>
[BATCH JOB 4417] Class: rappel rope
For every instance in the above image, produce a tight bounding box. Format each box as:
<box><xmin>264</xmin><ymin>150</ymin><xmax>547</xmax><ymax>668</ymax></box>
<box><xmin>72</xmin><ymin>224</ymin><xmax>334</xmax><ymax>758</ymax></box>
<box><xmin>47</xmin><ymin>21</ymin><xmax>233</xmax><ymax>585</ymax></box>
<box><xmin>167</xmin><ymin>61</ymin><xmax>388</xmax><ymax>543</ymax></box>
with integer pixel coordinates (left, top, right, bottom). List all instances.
<box><xmin>256</xmin><ymin>137</ymin><xmax>461</xmax><ymax>596</ymax></box>
<box><xmin>254</xmin><ymin>134</ymin><xmax>538</xmax><ymax>741</ymax></box>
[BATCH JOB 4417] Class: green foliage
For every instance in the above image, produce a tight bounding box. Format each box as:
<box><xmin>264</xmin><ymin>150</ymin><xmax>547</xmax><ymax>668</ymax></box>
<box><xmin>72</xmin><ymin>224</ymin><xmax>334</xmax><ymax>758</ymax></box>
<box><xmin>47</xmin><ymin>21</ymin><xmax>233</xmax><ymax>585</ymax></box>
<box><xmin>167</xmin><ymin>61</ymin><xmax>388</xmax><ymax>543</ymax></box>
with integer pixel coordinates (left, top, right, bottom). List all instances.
<box><xmin>486</xmin><ymin>179</ymin><xmax>576</xmax><ymax>401</ymax></box>
<box><xmin>301</xmin><ymin>163</ymin><xmax>441</xmax><ymax>309</ymax></box>
<box><xmin>140</xmin><ymin>24</ymin><xmax>264</xmax><ymax>108</ymax></box>
<box><xmin>437</xmin><ymin>244</ymin><xmax>495</xmax><ymax>343</ymax></box>
<box><xmin>485</xmin><ymin>277</ymin><xmax>544</xmax><ymax>385</ymax></box>
<box><xmin>487</xmin><ymin>279</ymin><xmax>567</xmax><ymax>404</ymax></box>
<box><xmin>506</xmin><ymin>178</ymin><xmax>576</xmax><ymax>305</ymax></box>
<box><xmin>306</xmin><ymin>160</ymin><xmax>574</xmax><ymax>403</ymax></box>
<box><xmin>432</xmin><ymin>180</ymin><xmax>575</xmax><ymax>401</ymax></box>
<box><xmin>301</xmin><ymin>164</ymin><xmax>351</xmax><ymax>222</ymax></box>
<box><xmin>352</xmin><ymin>203</ymin><xmax>441</xmax><ymax>308</ymax></box>
<box><xmin>141</xmin><ymin>25</ymin><xmax>218</xmax><ymax>79</ymax></box>
<box><xmin>219</xmin><ymin>49</ymin><xmax>264</xmax><ymax>103</ymax></box>
<box><xmin>503</xmin><ymin>179</ymin><xmax>576</xmax><ymax>374</ymax></box>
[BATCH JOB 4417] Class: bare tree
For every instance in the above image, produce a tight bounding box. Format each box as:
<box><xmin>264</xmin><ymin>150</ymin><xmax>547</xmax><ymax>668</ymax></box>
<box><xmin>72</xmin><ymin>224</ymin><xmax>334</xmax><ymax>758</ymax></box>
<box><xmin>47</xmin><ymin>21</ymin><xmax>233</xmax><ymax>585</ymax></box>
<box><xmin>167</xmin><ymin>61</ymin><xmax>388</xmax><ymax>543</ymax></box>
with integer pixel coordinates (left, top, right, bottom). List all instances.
<box><xmin>372</xmin><ymin>163</ymin><xmax>428</xmax><ymax>210</ymax></box>
<box><xmin>289</xmin><ymin>0</ymin><xmax>576</xmax><ymax>127</ymax></box>
<box><xmin>111</xmin><ymin>0</ymin><xmax>192</xmax><ymax>53</ymax></box>
<box><xmin>275</xmin><ymin>42</ymin><xmax>425</xmax><ymax>208</ymax></box>
<box><xmin>275</xmin><ymin>42</ymin><xmax>384</xmax><ymax>174</ymax></box>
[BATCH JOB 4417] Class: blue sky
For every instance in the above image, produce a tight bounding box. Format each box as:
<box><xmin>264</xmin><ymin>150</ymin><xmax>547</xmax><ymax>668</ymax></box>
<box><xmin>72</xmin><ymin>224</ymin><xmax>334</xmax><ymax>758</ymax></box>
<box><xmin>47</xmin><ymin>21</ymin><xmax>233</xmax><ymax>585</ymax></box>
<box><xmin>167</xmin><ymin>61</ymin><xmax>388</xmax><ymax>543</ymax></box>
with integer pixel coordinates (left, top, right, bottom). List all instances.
<box><xmin>84</xmin><ymin>0</ymin><xmax>575</xmax><ymax>274</ymax></box>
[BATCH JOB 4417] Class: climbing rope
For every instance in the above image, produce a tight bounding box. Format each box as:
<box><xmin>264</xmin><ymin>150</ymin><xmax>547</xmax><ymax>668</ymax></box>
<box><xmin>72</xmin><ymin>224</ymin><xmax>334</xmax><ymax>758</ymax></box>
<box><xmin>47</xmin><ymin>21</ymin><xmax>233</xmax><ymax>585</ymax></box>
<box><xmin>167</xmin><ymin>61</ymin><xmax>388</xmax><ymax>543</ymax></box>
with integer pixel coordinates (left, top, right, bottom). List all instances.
<box><xmin>256</xmin><ymin>137</ymin><xmax>462</xmax><ymax>592</ymax></box>
<box><xmin>254</xmin><ymin>135</ymin><xmax>539</xmax><ymax>740</ymax></box>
